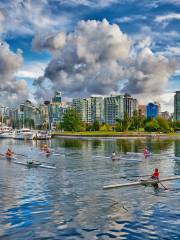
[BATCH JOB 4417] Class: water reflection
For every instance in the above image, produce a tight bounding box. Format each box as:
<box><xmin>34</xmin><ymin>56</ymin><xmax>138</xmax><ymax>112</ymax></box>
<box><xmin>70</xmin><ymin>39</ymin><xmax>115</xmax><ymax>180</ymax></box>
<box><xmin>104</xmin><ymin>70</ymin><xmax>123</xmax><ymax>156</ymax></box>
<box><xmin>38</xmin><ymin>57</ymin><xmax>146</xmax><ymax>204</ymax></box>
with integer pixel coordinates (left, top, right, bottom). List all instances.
<box><xmin>0</xmin><ymin>137</ymin><xmax>179</xmax><ymax>239</ymax></box>
<box><xmin>175</xmin><ymin>140</ymin><xmax>180</xmax><ymax>157</ymax></box>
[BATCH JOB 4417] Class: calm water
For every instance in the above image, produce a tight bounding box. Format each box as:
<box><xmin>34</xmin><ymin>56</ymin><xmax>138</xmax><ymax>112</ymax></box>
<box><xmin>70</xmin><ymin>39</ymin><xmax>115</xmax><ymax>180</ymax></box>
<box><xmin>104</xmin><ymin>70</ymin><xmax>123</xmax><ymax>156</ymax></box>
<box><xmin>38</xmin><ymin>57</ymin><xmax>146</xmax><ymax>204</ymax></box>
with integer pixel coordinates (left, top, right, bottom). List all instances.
<box><xmin>0</xmin><ymin>137</ymin><xmax>180</xmax><ymax>240</ymax></box>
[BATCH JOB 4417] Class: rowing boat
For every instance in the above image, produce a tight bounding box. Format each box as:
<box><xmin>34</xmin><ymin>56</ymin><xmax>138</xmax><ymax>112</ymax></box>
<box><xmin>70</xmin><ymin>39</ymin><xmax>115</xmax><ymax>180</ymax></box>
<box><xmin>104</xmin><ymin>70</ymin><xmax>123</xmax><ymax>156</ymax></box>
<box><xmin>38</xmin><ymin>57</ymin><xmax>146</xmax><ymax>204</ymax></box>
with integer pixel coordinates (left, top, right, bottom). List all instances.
<box><xmin>103</xmin><ymin>176</ymin><xmax>180</xmax><ymax>190</ymax></box>
<box><xmin>111</xmin><ymin>156</ymin><xmax>121</xmax><ymax>160</ymax></box>
<box><xmin>126</xmin><ymin>152</ymin><xmax>170</xmax><ymax>157</ymax></box>
<box><xmin>173</xmin><ymin>156</ymin><xmax>180</xmax><ymax>160</ymax></box>
<box><xmin>12</xmin><ymin>160</ymin><xmax>56</xmax><ymax>169</ymax></box>
<box><xmin>112</xmin><ymin>157</ymin><xmax>142</xmax><ymax>162</ymax></box>
<box><xmin>126</xmin><ymin>152</ymin><xmax>152</xmax><ymax>156</ymax></box>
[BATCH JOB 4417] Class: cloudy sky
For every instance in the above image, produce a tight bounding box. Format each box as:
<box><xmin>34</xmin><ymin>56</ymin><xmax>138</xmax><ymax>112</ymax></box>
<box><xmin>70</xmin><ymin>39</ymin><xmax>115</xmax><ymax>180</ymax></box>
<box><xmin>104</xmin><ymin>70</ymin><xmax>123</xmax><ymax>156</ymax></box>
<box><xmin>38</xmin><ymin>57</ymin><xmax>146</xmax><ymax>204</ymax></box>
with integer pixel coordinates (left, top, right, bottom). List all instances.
<box><xmin>0</xmin><ymin>0</ymin><xmax>179</xmax><ymax>112</ymax></box>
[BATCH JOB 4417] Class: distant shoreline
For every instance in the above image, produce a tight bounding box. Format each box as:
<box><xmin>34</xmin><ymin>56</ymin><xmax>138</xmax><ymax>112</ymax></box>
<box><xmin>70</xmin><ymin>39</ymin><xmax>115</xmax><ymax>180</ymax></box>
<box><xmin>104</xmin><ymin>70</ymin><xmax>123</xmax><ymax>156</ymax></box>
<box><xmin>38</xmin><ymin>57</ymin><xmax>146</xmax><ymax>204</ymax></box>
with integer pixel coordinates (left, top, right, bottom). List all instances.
<box><xmin>52</xmin><ymin>132</ymin><xmax>180</xmax><ymax>139</ymax></box>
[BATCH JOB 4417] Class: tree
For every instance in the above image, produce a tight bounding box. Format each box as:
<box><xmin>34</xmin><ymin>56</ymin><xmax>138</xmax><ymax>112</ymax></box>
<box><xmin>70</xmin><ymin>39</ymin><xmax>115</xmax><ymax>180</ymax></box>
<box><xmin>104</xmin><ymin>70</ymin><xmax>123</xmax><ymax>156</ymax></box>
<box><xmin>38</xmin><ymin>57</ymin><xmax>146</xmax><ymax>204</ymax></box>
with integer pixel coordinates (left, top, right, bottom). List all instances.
<box><xmin>91</xmin><ymin>120</ymin><xmax>101</xmax><ymax>131</ymax></box>
<box><xmin>85</xmin><ymin>123</ymin><xmax>92</xmax><ymax>131</ymax></box>
<box><xmin>144</xmin><ymin>119</ymin><xmax>159</xmax><ymax>132</ymax></box>
<box><xmin>130</xmin><ymin>110</ymin><xmax>139</xmax><ymax>130</ymax></box>
<box><xmin>115</xmin><ymin>123</ymin><xmax>123</xmax><ymax>132</ymax></box>
<box><xmin>122</xmin><ymin>112</ymin><xmax>131</xmax><ymax>131</ymax></box>
<box><xmin>174</xmin><ymin>120</ymin><xmax>180</xmax><ymax>130</ymax></box>
<box><xmin>157</xmin><ymin>117</ymin><xmax>170</xmax><ymax>133</ymax></box>
<box><xmin>62</xmin><ymin>109</ymin><xmax>82</xmax><ymax>131</ymax></box>
<box><xmin>100</xmin><ymin>123</ymin><xmax>112</xmax><ymax>131</ymax></box>
<box><xmin>56</xmin><ymin>121</ymin><xmax>62</xmax><ymax>130</ymax></box>
<box><xmin>115</xmin><ymin>118</ymin><xmax>123</xmax><ymax>132</ymax></box>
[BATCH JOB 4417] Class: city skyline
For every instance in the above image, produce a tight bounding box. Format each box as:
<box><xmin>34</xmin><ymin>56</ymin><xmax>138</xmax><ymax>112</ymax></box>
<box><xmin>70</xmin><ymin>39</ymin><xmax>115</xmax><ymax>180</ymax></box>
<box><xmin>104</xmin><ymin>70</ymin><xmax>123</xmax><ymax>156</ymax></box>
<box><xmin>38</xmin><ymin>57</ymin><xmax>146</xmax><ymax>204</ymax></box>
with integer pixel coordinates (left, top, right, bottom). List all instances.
<box><xmin>0</xmin><ymin>91</ymin><xmax>169</xmax><ymax>130</ymax></box>
<box><xmin>0</xmin><ymin>0</ymin><xmax>179</xmax><ymax>112</ymax></box>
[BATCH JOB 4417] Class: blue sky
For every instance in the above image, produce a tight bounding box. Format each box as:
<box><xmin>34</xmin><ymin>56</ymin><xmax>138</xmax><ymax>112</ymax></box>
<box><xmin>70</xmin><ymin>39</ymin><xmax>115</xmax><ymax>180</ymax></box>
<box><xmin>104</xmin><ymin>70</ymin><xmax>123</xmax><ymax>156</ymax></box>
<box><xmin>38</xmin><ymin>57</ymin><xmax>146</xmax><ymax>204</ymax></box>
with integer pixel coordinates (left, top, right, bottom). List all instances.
<box><xmin>0</xmin><ymin>0</ymin><xmax>179</xmax><ymax>111</ymax></box>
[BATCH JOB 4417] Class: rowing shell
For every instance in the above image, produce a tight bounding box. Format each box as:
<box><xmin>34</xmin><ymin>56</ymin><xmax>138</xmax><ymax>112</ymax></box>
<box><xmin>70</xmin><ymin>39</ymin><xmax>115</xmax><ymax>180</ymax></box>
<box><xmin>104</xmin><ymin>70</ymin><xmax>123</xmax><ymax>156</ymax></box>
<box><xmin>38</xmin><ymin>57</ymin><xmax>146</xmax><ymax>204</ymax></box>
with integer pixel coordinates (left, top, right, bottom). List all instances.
<box><xmin>126</xmin><ymin>152</ymin><xmax>152</xmax><ymax>156</ymax></box>
<box><xmin>103</xmin><ymin>176</ymin><xmax>180</xmax><ymax>190</ymax></box>
<box><xmin>12</xmin><ymin>161</ymin><xmax>56</xmax><ymax>169</ymax></box>
<box><xmin>126</xmin><ymin>152</ymin><xmax>170</xmax><ymax>157</ymax></box>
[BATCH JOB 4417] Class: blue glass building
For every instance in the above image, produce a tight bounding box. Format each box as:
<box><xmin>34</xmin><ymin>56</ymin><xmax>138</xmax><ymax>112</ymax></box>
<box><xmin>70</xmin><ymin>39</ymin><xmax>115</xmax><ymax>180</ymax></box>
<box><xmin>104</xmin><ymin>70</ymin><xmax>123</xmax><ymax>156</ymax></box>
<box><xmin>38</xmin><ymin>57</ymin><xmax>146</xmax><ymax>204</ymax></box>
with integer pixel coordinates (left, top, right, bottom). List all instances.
<box><xmin>146</xmin><ymin>102</ymin><xmax>159</xmax><ymax>119</ymax></box>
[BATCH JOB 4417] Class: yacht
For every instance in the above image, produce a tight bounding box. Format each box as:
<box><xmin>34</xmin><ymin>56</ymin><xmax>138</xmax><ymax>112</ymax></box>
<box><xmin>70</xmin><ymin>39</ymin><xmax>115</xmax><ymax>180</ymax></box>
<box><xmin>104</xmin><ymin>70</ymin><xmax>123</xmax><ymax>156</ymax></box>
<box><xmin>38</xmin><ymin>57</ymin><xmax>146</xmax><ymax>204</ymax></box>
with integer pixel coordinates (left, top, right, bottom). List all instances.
<box><xmin>0</xmin><ymin>126</ymin><xmax>14</xmax><ymax>138</ymax></box>
<box><xmin>13</xmin><ymin>128</ymin><xmax>34</xmax><ymax>140</ymax></box>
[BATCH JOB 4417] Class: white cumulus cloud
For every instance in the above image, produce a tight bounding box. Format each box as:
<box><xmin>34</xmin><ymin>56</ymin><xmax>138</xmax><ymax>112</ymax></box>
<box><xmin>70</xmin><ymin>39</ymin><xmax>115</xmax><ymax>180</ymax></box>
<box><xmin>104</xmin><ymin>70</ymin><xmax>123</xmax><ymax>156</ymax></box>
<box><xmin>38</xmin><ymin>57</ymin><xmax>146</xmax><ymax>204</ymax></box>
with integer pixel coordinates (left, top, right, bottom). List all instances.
<box><xmin>33</xmin><ymin>19</ymin><xmax>179</xmax><ymax>102</ymax></box>
<box><xmin>0</xmin><ymin>42</ymin><xmax>29</xmax><ymax>106</ymax></box>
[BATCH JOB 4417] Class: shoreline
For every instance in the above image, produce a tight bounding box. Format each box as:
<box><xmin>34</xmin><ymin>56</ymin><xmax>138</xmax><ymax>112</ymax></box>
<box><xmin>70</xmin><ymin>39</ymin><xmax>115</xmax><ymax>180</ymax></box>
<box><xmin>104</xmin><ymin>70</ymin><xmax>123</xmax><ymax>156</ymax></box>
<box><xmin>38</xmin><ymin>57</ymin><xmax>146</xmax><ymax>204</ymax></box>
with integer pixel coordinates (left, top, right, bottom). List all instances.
<box><xmin>52</xmin><ymin>132</ymin><xmax>180</xmax><ymax>139</ymax></box>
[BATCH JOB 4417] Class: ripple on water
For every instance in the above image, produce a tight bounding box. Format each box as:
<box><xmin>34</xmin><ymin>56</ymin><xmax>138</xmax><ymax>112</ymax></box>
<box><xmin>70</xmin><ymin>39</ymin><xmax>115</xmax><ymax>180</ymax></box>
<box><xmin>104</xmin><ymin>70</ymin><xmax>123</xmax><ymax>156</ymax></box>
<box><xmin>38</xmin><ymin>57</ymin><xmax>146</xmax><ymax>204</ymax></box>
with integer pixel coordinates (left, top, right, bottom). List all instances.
<box><xmin>0</xmin><ymin>138</ymin><xmax>180</xmax><ymax>239</ymax></box>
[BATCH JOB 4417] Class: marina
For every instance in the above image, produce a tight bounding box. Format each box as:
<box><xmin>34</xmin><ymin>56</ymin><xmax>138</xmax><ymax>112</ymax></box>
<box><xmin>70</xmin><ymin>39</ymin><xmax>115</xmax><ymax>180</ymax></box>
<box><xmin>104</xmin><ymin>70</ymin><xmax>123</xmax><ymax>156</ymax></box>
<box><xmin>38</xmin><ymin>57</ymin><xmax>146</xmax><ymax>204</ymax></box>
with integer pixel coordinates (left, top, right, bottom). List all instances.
<box><xmin>0</xmin><ymin>126</ymin><xmax>52</xmax><ymax>140</ymax></box>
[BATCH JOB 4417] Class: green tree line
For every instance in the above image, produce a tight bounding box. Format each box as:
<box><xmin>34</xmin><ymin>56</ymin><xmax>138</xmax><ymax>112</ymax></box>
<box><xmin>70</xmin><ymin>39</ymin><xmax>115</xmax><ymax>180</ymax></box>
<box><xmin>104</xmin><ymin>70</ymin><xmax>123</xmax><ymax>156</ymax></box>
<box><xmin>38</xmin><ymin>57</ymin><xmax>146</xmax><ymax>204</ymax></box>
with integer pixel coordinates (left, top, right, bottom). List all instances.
<box><xmin>61</xmin><ymin>109</ymin><xmax>180</xmax><ymax>133</ymax></box>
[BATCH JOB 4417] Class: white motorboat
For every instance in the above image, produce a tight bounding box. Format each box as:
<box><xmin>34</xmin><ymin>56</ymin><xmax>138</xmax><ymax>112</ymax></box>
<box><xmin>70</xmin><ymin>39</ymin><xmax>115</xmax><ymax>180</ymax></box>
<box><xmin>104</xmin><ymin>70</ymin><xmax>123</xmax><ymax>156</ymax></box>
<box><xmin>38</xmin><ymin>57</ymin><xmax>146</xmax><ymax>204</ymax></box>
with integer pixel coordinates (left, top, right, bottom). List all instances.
<box><xmin>0</xmin><ymin>126</ymin><xmax>14</xmax><ymax>138</ymax></box>
<box><xmin>33</xmin><ymin>131</ymin><xmax>51</xmax><ymax>140</ymax></box>
<box><xmin>13</xmin><ymin>128</ymin><xmax>34</xmax><ymax>140</ymax></box>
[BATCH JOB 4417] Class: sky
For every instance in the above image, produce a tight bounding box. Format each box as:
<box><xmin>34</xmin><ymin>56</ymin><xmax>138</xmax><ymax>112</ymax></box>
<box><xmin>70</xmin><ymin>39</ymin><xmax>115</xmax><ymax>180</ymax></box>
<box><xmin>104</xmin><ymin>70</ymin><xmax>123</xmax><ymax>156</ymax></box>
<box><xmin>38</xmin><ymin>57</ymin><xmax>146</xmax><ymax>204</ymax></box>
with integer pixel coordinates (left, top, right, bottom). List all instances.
<box><xmin>0</xmin><ymin>0</ymin><xmax>179</xmax><ymax>112</ymax></box>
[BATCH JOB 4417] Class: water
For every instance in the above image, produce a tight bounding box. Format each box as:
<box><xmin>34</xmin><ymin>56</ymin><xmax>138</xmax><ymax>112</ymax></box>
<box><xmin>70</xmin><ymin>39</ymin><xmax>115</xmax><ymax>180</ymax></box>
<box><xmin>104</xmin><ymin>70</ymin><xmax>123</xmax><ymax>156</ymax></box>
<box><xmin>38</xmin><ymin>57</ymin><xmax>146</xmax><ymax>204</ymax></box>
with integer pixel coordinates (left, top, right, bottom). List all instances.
<box><xmin>0</xmin><ymin>137</ymin><xmax>180</xmax><ymax>239</ymax></box>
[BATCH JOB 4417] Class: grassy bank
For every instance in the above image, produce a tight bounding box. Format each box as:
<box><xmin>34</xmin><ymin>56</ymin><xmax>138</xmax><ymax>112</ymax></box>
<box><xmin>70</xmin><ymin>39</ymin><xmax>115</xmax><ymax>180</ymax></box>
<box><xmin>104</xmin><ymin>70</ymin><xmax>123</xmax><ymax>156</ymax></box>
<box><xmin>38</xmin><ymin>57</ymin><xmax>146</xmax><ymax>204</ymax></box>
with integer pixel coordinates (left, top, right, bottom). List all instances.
<box><xmin>52</xmin><ymin>131</ymin><xmax>180</xmax><ymax>137</ymax></box>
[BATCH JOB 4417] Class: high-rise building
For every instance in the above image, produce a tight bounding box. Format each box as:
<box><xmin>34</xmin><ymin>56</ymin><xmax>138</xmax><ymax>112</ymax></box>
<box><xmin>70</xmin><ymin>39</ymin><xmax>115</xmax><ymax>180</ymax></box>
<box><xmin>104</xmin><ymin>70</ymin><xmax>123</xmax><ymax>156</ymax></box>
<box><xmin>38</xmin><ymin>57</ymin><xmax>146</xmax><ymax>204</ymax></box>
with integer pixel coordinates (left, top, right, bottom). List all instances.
<box><xmin>73</xmin><ymin>97</ymin><xmax>104</xmax><ymax>123</ymax></box>
<box><xmin>91</xmin><ymin>96</ymin><xmax>104</xmax><ymax>123</ymax></box>
<box><xmin>39</xmin><ymin>103</ymin><xmax>50</xmax><ymax>129</ymax></box>
<box><xmin>154</xmin><ymin>101</ymin><xmax>161</xmax><ymax>114</ymax></box>
<box><xmin>48</xmin><ymin>102</ymin><xmax>62</xmax><ymax>128</ymax></box>
<box><xmin>174</xmin><ymin>91</ymin><xmax>180</xmax><ymax>121</ymax></box>
<box><xmin>16</xmin><ymin>100</ymin><xmax>41</xmax><ymax>128</ymax></box>
<box><xmin>52</xmin><ymin>91</ymin><xmax>62</xmax><ymax>103</ymax></box>
<box><xmin>146</xmin><ymin>102</ymin><xmax>159</xmax><ymax>119</ymax></box>
<box><xmin>86</xmin><ymin>98</ymin><xmax>92</xmax><ymax>123</ymax></box>
<box><xmin>104</xmin><ymin>95</ymin><xmax>124</xmax><ymax>125</ymax></box>
<box><xmin>138</xmin><ymin>105</ymin><xmax>146</xmax><ymax>117</ymax></box>
<box><xmin>124</xmin><ymin>93</ymin><xmax>138</xmax><ymax>118</ymax></box>
<box><xmin>72</xmin><ymin>98</ymin><xmax>88</xmax><ymax>122</ymax></box>
<box><xmin>161</xmin><ymin>111</ymin><xmax>170</xmax><ymax>120</ymax></box>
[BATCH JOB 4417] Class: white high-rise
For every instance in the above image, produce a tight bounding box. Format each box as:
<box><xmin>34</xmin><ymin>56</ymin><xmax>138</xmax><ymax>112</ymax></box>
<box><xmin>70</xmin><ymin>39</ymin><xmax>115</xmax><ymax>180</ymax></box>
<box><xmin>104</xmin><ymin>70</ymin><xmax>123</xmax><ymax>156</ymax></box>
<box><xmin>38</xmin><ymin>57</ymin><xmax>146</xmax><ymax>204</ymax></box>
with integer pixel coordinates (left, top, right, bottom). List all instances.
<box><xmin>104</xmin><ymin>95</ymin><xmax>124</xmax><ymax>124</ymax></box>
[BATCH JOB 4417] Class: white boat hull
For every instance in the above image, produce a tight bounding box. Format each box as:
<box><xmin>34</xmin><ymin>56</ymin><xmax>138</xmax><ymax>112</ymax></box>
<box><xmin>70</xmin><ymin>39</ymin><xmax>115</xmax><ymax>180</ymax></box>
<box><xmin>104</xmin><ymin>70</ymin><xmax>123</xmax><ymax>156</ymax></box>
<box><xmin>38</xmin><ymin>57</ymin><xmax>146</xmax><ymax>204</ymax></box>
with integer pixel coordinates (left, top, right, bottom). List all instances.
<box><xmin>13</xmin><ymin>128</ymin><xmax>34</xmax><ymax>140</ymax></box>
<box><xmin>13</xmin><ymin>160</ymin><xmax>56</xmax><ymax>169</ymax></box>
<box><xmin>13</xmin><ymin>133</ymin><xmax>34</xmax><ymax>140</ymax></box>
<box><xmin>33</xmin><ymin>131</ymin><xmax>51</xmax><ymax>140</ymax></box>
<box><xmin>0</xmin><ymin>132</ymin><xmax>14</xmax><ymax>138</ymax></box>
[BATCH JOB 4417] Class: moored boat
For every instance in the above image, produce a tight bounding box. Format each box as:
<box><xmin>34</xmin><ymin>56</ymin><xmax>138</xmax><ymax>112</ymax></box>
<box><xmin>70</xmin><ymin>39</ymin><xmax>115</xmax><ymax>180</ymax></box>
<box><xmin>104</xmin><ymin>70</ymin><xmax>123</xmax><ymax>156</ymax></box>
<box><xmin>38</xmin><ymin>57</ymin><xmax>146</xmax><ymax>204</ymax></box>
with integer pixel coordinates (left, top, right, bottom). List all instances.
<box><xmin>33</xmin><ymin>131</ymin><xmax>51</xmax><ymax>140</ymax></box>
<box><xmin>0</xmin><ymin>126</ymin><xmax>14</xmax><ymax>138</ymax></box>
<box><xmin>13</xmin><ymin>128</ymin><xmax>34</xmax><ymax>140</ymax></box>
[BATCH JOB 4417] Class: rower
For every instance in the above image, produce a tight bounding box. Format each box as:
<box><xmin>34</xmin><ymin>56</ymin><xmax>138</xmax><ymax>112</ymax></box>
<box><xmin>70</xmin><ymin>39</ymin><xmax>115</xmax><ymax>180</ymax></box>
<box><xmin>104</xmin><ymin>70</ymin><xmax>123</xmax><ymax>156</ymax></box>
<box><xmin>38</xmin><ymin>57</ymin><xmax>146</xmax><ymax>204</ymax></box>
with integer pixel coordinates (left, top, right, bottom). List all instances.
<box><xmin>6</xmin><ymin>148</ymin><xmax>14</xmax><ymax>158</ymax></box>
<box><xmin>111</xmin><ymin>151</ymin><xmax>116</xmax><ymax>160</ymax></box>
<box><xmin>151</xmin><ymin>168</ymin><xmax>159</xmax><ymax>189</ymax></box>
<box><xmin>143</xmin><ymin>147</ymin><xmax>149</xmax><ymax>158</ymax></box>
<box><xmin>151</xmin><ymin>168</ymin><xmax>159</xmax><ymax>180</ymax></box>
<box><xmin>27</xmin><ymin>160</ymin><xmax>41</xmax><ymax>167</ymax></box>
<box><xmin>40</xmin><ymin>144</ymin><xmax>48</xmax><ymax>151</ymax></box>
<box><xmin>45</xmin><ymin>148</ymin><xmax>52</xmax><ymax>158</ymax></box>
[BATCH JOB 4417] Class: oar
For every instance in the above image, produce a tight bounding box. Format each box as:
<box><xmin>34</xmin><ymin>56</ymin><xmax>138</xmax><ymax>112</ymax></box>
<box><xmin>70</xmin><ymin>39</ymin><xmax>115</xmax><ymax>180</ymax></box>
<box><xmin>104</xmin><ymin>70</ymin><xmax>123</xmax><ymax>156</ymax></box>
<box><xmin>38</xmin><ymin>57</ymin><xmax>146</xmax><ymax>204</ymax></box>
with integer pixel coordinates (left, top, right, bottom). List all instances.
<box><xmin>14</xmin><ymin>153</ymin><xmax>27</xmax><ymax>157</ymax></box>
<box><xmin>159</xmin><ymin>181</ymin><xmax>168</xmax><ymax>190</ymax></box>
<box><xmin>130</xmin><ymin>174</ymin><xmax>152</xmax><ymax>178</ymax></box>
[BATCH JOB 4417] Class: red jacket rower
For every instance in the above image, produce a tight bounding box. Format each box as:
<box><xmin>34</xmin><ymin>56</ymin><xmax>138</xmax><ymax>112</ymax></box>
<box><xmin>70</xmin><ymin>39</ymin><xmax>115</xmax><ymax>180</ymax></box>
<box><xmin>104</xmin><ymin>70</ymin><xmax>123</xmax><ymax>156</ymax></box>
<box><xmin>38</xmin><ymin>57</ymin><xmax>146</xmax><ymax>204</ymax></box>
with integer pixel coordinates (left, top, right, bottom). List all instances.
<box><xmin>152</xmin><ymin>168</ymin><xmax>159</xmax><ymax>179</ymax></box>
